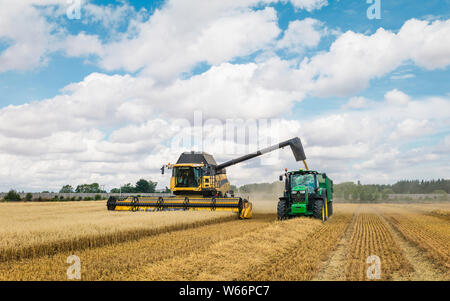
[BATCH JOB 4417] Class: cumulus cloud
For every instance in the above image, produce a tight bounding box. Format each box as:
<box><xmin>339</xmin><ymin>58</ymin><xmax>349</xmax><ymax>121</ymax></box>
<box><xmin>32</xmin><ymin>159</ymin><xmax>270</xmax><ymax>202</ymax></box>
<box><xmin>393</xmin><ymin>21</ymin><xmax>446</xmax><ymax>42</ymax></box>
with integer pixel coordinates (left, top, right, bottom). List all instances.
<box><xmin>288</xmin><ymin>0</ymin><xmax>328</xmax><ymax>12</ymax></box>
<box><xmin>0</xmin><ymin>1</ymin><xmax>63</xmax><ymax>72</ymax></box>
<box><xmin>277</xmin><ymin>18</ymin><xmax>327</xmax><ymax>54</ymax></box>
<box><xmin>384</xmin><ymin>89</ymin><xmax>410</xmax><ymax>105</ymax></box>
<box><xmin>0</xmin><ymin>75</ymin><xmax>449</xmax><ymax>190</ymax></box>
<box><xmin>389</xmin><ymin>119</ymin><xmax>434</xmax><ymax>140</ymax></box>
<box><xmin>64</xmin><ymin>32</ymin><xmax>104</xmax><ymax>57</ymax></box>
<box><xmin>97</xmin><ymin>3</ymin><xmax>281</xmax><ymax>80</ymax></box>
<box><xmin>83</xmin><ymin>1</ymin><xmax>143</xmax><ymax>30</ymax></box>
<box><xmin>342</xmin><ymin>96</ymin><xmax>370</xmax><ymax>109</ymax></box>
<box><xmin>300</xmin><ymin>18</ymin><xmax>450</xmax><ymax>97</ymax></box>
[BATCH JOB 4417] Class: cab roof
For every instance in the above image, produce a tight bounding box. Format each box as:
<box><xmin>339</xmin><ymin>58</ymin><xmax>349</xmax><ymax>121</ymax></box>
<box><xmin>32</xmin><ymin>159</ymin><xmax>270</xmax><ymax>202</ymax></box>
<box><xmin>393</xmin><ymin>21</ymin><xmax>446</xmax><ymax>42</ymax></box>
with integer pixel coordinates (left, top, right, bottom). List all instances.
<box><xmin>176</xmin><ymin>151</ymin><xmax>217</xmax><ymax>165</ymax></box>
<box><xmin>289</xmin><ymin>170</ymin><xmax>320</xmax><ymax>175</ymax></box>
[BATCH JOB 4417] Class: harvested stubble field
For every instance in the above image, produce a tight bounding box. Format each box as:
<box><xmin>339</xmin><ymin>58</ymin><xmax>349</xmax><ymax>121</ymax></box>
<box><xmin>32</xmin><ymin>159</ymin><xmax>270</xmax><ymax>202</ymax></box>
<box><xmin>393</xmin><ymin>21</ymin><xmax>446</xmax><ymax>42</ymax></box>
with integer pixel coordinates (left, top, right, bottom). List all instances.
<box><xmin>0</xmin><ymin>200</ymin><xmax>448</xmax><ymax>281</ymax></box>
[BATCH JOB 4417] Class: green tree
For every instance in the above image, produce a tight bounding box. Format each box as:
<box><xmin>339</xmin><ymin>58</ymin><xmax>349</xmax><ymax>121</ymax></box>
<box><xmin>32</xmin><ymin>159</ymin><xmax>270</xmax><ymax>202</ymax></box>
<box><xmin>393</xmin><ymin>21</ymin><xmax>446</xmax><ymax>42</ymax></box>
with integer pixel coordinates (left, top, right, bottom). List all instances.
<box><xmin>25</xmin><ymin>193</ymin><xmax>33</xmax><ymax>201</ymax></box>
<box><xmin>118</xmin><ymin>183</ymin><xmax>135</xmax><ymax>193</ymax></box>
<box><xmin>59</xmin><ymin>185</ymin><xmax>74</xmax><ymax>193</ymax></box>
<box><xmin>4</xmin><ymin>190</ymin><xmax>21</xmax><ymax>202</ymax></box>
<box><xmin>75</xmin><ymin>183</ymin><xmax>105</xmax><ymax>193</ymax></box>
<box><xmin>135</xmin><ymin>179</ymin><xmax>150</xmax><ymax>193</ymax></box>
<box><xmin>135</xmin><ymin>179</ymin><xmax>157</xmax><ymax>193</ymax></box>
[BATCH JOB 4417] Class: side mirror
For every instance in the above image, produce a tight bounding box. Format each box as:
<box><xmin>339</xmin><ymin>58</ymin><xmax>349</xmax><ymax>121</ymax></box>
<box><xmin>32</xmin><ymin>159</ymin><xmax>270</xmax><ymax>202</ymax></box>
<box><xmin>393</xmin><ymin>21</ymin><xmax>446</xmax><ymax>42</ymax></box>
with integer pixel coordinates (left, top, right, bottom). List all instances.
<box><xmin>322</xmin><ymin>173</ymin><xmax>327</xmax><ymax>179</ymax></box>
<box><xmin>161</xmin><ymin>166</ymin><xmax>165</xmax><ymax>175</ymax></box>
<box><xmin>279</xmin><ymin>175</ymin><xmax>283</xmax><ymax>181</ymax></box>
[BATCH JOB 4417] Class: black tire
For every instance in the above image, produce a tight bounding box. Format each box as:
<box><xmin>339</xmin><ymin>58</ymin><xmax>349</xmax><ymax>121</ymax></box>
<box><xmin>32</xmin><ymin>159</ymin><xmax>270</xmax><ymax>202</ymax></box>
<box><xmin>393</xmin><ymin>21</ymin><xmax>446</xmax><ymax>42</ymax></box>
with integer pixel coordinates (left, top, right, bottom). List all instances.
<box><xmin>277</xmin><ymin>199</ymin><xmax>288</xmax><ymax>220</ymax></box>
<box><xmin>313</xmin><ymin>199</ymin><xmax>324</xmax><ymax>219</ymax></box>
<box><xmin>327</xmin><ymin>201</ymin><xmax>333</xmax><ymax>216</ymax></box>
<box><xmin>107</xmin><ymin>196</ymin><xmax>117</xmax><ymax>211</ymax></box>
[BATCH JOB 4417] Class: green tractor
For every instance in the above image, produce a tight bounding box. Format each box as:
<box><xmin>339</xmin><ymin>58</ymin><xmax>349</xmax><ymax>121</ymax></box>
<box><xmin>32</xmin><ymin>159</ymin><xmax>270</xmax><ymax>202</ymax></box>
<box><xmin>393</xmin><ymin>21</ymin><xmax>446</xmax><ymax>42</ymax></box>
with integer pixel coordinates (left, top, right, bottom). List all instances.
<box><xmin>277</xmin><ymin>169</ymin><xmax>333</xmax><ymax>221</ymax></box>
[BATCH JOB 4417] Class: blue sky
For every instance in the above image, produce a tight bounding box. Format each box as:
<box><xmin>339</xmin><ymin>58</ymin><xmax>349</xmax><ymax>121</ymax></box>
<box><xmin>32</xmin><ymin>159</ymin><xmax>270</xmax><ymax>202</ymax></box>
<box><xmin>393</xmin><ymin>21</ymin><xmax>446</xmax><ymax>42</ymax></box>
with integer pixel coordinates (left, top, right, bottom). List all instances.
<box><xmin>0</xmin><ymin>0</ymin><xmax>449</xmax><ymax>191</ymax></box>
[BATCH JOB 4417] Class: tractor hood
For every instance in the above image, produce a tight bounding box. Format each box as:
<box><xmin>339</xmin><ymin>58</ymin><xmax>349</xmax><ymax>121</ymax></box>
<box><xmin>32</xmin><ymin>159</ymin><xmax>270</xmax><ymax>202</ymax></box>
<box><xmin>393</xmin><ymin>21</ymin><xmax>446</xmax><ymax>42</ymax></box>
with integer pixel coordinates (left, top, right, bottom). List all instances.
<box><xmin>292</xmin><ymin>185</ymin><xmax>307</xmax><ymax>193</ymax></box>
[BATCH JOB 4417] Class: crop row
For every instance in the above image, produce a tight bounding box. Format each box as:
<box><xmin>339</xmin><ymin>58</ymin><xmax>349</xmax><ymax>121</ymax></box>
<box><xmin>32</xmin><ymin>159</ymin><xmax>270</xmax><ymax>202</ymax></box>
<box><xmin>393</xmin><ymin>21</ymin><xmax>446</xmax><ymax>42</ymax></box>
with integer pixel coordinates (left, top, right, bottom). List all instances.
<box><xmin>344</xmin><ymin>211</ymin><xmax>413</xmax><ymax>280</ymax></box>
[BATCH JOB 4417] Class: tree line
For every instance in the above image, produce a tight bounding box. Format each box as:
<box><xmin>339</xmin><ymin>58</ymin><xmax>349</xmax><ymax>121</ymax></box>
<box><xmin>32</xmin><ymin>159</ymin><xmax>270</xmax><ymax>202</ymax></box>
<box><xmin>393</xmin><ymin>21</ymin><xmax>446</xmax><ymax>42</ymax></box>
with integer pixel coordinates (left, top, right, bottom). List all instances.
<box><xmin>110</xmin><ymin>179</ymin><xmax>160</xmax><ymax>193</ymax></box>
<box><xmin>232</xmin><ymin>179</ymin><xmax>449</xmax><ymax>202</ymax></box>
<box><xmin>3</xmin><ymin>178</ymin><xmax>448</xmax><ymax>203</ymax></box>
<box><xmin>333</xmin><ymin>179</ymin><xmax>449</xmax><ymax>201</ymax></box>
<box><xmin>389</xmin><ymin>179</ymin><xmax>450</xmax><ymax>194</ymax></box>
<box><xmin>58</xmin><ymin>179</ymin><xmax>160</xmax><ymax>194</ymax></box>
<box><xmin>1</xmin><ymin>179</ymin><xmax>161</xmax><ymax>202</ymax></box>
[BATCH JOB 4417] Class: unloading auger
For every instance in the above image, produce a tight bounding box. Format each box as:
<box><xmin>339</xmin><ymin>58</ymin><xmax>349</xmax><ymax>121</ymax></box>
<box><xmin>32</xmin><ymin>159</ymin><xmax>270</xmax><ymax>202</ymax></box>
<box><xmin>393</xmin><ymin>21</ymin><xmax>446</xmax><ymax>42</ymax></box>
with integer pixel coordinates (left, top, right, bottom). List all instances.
<box><xmin>107</xmin><ymin>137</ymin><xmax>306</xmax><ymax>219</ymax></box>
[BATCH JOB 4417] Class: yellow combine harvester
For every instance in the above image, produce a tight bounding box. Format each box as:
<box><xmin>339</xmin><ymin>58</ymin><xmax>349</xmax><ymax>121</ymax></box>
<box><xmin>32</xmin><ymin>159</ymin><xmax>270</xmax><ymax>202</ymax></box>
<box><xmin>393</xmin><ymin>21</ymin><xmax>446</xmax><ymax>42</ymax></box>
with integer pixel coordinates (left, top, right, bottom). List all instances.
<box><xmin>107</xmin><ymin>137</ymin><xmax>306</xmax><ymax>219</ymax></box>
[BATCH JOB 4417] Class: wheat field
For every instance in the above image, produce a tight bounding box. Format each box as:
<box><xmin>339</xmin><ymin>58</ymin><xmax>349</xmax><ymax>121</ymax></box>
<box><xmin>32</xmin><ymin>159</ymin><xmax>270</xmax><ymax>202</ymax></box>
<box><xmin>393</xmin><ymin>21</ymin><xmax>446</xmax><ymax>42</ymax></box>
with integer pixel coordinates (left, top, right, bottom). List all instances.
<box><xmin>0</xmin><ymin>200</ymin><xmax>448</xmax><ymax>281</ymax></box>
<box><xmin>0</xmin><ymin>201</ymin><xmax>234</xmax><ymax>262</ymax></box>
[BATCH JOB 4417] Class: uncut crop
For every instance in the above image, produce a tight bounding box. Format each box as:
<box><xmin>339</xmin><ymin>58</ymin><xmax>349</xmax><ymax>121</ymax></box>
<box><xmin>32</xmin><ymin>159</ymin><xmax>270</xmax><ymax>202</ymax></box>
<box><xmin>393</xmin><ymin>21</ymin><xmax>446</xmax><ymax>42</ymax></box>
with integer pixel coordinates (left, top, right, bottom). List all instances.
<box><xmin>0</xmin><ymin>201</ymin><xmax>234</xmax><ymax>262</ymax></box>
<box><xmin>0</xmin><ymin>214</ymin><xmax>275</xmax><ymax>281</ymax></box>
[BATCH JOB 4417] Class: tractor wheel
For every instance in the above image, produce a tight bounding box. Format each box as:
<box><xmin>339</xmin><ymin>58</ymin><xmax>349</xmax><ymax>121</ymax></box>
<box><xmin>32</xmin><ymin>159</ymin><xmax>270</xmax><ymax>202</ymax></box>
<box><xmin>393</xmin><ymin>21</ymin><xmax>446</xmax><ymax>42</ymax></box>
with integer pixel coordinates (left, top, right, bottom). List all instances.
<box><xmin>327</xmin><ymin>201</ymin><xmax>333</xmax><ymax>216</ymax></box>
<box><xmin>313</xmin><ymin>199</ymin><xmax>324</xmax><ymax>219</ymax></box>
<box><xmin>277</xmin><ymin>199</ymin><xmax>288</xmax><ymax>220</ymax></box>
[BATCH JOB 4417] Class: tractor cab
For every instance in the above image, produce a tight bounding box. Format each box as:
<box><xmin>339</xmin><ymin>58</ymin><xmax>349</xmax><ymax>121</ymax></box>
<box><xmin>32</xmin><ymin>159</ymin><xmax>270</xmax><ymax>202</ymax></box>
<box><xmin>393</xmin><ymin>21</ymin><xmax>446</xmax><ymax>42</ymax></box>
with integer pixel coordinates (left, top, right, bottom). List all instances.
<box><xmin>278</xmin><ymin>169</ymin><xmax>334</xmax><ymax>220</ymax></box>
<box><xmin>289</xmin><ymin>173</ymin><xmax>316</xmax><ymax>205</ymax></box>
<box><xmin>291</xmin><ymin>173</ymin><xmax>316</xmax><ymax>192</ymax></box>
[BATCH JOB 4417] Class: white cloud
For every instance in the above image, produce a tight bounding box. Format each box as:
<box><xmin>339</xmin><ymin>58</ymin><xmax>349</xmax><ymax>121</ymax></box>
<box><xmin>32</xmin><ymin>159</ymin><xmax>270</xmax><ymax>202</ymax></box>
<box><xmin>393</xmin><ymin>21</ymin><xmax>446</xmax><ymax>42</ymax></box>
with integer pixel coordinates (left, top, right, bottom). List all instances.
<box><xmin>1</xmin><ymin>75</ymin><xmax>448</xmax><ymax>190</ymax></box>
<box><xmin>98</xmin><ymin>3</ymin><xmax>281</xmax><ymax>80</ymax></box>
<box><xmin>277</xmin><ymin>18</ymin><xmax>326</xmax><ymax>53</ymax></box>
<box><xmin>390</xmin><ymin>73</ymin><xmax>415</xmax><ymax>80</ymax></box>
<box><xmin>83</xmin><ymin>2</ymin><xmax>142</xmax><ymax>30</ymax></box>
<box><xmin>0</xmin><ymin>1</ymin><xmax>63</xmax><ymax>72</ymax></box>
<box><xmin>1</xmin><ymin>1</ymin><xmax>282</xmax><ymax>75</ymax></box>
<box><xmin>64</xmin><ymin>32</ymin><xmax>103</xmax><ymax>57</ymax></box>
<box><xmin>0</xmin><ymin>61</ymin><xmax>299</xmax><ymax>141</ymax></box>
<box><xmin>342</xmin><ymin>96</ymin><xmax>370</xmax><ymax>109</ymax></box>
<box><xmin>300</xmin><ymin>18</ymin><xmax>450</xmax><ymax>97</ymax></box>
<box><xmin>400</xmin><ymin>18</ymin><xmax>450</xmax><ymax>69</ymax></box>
<box><xmin>288</xmin><ymin>0</ymin><xmax>328</xmax><ymax>12</ymax></box>
<box><xmin>0</xmin><ymin>0</ymin><xmax>332</xmax><ymax>76</ymax></box>
<box><xmin>389</xmin><ymin>119</ymin><xmax>433</xmax><ymax>140</ymax></box>
<box><xmin>384</xmin><ymin>89</ymin><xmax>410</xmax><ymax>105</ymax></box>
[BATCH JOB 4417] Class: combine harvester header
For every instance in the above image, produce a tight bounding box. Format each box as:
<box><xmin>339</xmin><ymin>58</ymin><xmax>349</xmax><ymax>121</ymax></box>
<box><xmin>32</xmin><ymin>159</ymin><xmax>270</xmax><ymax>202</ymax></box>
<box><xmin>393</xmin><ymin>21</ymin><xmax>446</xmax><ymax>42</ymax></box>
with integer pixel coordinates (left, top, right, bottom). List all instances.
<box><xmin>107</xmin><ymin>137</ymin><xmax>306</xmax><ymax>219</ymax></box>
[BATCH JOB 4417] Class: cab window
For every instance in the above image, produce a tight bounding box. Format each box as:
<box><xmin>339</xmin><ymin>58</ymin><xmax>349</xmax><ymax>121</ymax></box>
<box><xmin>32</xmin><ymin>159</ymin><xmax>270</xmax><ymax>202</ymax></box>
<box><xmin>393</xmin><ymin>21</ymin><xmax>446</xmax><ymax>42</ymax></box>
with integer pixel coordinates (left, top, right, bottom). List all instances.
<box><xmin>174</xmin><ymin>167</ymin><xmax>202</xmax><ymax>187</ymax></box>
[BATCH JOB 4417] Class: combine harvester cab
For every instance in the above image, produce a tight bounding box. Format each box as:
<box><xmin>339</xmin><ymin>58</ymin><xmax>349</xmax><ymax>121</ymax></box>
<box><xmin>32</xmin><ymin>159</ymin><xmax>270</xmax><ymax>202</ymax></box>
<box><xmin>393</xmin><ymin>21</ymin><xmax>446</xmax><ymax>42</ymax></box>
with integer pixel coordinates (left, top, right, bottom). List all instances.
<box><xmin>107</xmin><ymin>137</ymin><xmax>306</xmax><ymax>219</ymax></box>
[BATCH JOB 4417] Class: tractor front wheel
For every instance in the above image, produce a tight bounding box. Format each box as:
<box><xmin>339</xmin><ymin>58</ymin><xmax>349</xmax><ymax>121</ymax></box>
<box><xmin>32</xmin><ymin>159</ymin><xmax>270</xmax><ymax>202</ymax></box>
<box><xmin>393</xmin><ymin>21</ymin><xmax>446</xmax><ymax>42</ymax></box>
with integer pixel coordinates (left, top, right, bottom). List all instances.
<box><xmin>277</xmin><ymin>199</ymin><xmax>288</xmax><ymax>220</ymax></box>
<box><xmin>313</xmin><ymin>199</ymin><xmax>324</xmax><ymax>220</ymax></box>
